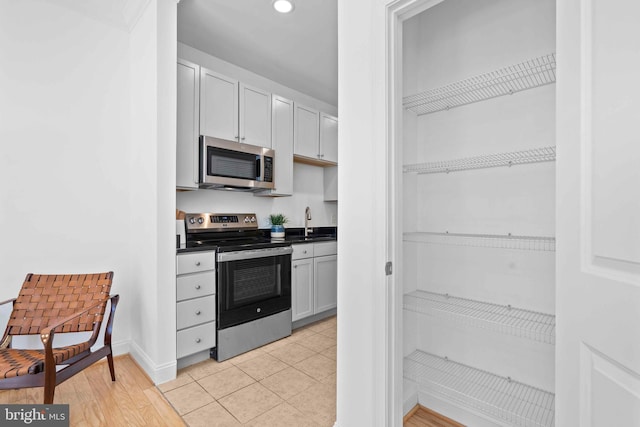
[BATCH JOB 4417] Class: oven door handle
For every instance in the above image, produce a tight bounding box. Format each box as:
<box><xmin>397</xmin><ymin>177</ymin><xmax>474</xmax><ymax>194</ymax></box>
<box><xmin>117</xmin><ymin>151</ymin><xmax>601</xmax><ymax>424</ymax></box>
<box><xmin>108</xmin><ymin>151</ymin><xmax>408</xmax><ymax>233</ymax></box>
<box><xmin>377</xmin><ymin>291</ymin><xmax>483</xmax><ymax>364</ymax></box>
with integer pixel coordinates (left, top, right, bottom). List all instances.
<box><xmin>217</xmin><ymin>246</ymin><xmax>293</xmax><ymax>262</ymax></box>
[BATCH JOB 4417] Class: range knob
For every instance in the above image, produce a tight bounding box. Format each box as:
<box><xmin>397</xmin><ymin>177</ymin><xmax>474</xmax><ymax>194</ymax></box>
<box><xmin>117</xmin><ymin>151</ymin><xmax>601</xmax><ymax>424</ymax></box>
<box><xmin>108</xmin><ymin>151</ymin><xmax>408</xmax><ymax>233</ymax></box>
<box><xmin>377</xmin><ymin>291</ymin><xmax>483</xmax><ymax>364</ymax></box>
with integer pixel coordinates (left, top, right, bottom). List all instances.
<box><xmin>244</xmin><ymin>217</ymin><xmax>250</xmax><ymax>223</ymax></box>
<box><xmin>197</xmin><ymin>217</ymin><xmax>204</xmax><ymax>224</ymax></box>
<box><xmin>250</xmin><ymin>216</ymin><xmax>256</xmax><ymax>223</ymax></box>
<box><xmin>189</xmin><ymin>217</ymin><xmax>196</xmax><ymax>224</ymax></box>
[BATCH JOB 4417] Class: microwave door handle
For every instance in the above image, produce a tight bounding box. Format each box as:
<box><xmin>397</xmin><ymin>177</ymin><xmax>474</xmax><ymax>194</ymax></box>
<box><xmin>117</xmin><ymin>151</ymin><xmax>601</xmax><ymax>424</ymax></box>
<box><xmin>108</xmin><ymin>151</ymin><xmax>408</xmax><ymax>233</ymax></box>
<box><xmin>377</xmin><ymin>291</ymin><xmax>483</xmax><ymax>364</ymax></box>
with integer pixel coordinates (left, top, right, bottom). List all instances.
<box><xmin>256</xmin><ymin>157</ymin><xmax>261</xmax><ymax>180</ymax></box>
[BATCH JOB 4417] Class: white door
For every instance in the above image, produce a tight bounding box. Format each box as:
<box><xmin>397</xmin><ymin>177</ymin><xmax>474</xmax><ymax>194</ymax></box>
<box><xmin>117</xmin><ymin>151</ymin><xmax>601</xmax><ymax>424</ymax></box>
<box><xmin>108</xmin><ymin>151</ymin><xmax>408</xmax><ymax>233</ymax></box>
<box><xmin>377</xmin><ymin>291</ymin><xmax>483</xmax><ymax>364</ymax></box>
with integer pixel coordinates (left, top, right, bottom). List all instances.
<box><xmin>319</xmin><ymin>113</ymin><xmax>338</xmax><ymax>163</ymax></box>
<box><xmin>314</xmin><ymin>255</ymin><xmax>338</xmax><ymax>313</ymax></box>
<box><xmin>294</xmin><ymin>104</ymin><xmax>320</xmax><ymax>159</ymax></box>
<box><xmin>556</xmin><ymin>1</ymin><xmax>640</xmax><ymax>425</ymax></box>
<box><xmin>239</xmin><ymin>83</ymin><xmax>271</xmax><ymax>148</ymax></box>
<box><xmin>199</xmin><ymin>68</ymin><xmax>238</xmax><ymax>141</ymax></box>
<box><xmin>176</xmin><ymin>59</ymin><xmax>199</xmax><ymax>189</ymax></box>
<box><xmin>292</xmin><ymin>258</ymin><xmax>314</xmax><ymax>321</ymax></box>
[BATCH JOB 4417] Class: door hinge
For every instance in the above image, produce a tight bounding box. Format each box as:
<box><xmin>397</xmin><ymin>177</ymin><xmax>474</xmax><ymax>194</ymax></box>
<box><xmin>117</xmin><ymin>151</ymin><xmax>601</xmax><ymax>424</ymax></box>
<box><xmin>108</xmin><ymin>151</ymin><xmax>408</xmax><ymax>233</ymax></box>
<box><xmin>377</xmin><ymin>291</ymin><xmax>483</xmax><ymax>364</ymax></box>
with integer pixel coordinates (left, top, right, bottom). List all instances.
<box><xmin>385</xmin><ymin>261</ymin><xmax>393</xmax><ymax>276</ymax></box>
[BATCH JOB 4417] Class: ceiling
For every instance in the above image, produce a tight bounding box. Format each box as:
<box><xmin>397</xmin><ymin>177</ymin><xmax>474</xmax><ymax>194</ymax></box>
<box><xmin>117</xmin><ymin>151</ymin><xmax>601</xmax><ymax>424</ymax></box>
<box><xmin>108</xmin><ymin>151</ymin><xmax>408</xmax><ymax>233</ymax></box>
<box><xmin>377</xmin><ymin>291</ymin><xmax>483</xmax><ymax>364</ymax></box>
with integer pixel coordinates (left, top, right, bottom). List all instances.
<box><xmin>177</xmin><ymin>0</ymin><xmax>338</xmax><ymax>107</ymax></box>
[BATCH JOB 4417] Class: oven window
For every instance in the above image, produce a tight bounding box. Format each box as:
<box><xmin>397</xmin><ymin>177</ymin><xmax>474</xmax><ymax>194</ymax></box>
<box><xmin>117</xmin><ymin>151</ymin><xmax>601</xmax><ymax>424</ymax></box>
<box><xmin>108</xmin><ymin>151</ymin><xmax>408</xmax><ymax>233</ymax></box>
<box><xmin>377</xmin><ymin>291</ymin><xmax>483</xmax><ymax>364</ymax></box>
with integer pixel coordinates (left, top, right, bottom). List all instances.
<box><xmin>218</xmin><ymin>252</ymin><xmax>292</xmax><ymax>329</ymax></box>
<box><xmin>233</xmin><ymin>258</ymin><xmax>281</xmax><ymax>306</ymax></box>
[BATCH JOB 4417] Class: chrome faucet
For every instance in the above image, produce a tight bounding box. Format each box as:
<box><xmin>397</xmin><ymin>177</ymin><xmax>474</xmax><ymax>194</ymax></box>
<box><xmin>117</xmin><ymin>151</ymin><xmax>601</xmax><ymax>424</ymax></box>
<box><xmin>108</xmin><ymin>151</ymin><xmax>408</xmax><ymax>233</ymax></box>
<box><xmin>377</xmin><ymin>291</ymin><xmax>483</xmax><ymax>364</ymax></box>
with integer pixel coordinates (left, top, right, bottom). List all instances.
<box><xmin>304</xmin><ymin>206</ymin><xmax>312</xmax><ymax>237</ymax></box>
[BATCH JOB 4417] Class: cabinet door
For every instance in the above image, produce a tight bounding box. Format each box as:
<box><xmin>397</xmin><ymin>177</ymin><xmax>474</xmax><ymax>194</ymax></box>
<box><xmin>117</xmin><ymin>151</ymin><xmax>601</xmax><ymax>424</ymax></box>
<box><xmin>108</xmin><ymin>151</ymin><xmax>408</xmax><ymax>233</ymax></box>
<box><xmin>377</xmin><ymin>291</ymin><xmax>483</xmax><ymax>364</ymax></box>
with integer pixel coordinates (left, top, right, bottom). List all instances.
<box><xmin>176</xmin><ymin>59</ymin><xmax>199</xmax><ymax>189</ymax></box>
<box><xmin>292</xmin><ymin>258</ymin><xmax>314</xmax><ymax>321</ymax></box>
<box><xmin>239</xmin><ymin>84</ymin><xmax>271</xmax><ymax>148</ymax></box>
<box><xmin>323</xmin><ymin>165</ymin><xmax>338</xmax><ymax>202</ymax></box>
<box><xmin>319</xmin><ymin>112</ymin><xmax>338</xmax><ymax>163</ymax></box>
<box><xmin>314</xmin><ymin>255</ymin><xmax>337</xmax><ymax>313</ymax></box>
<box><xmin>266</xmin><ymin>95</ymin><xmax>294</xmax><ymax>195</ymax></box>
<box><xmin>200</xmin><ymin>67</ymin><xmax>238</xmax><ymax>141</ymax></box>
<box><xmin>294</xmin><ymin>104</ymin><xmax>320</xmax><ymax>159</ymax></box>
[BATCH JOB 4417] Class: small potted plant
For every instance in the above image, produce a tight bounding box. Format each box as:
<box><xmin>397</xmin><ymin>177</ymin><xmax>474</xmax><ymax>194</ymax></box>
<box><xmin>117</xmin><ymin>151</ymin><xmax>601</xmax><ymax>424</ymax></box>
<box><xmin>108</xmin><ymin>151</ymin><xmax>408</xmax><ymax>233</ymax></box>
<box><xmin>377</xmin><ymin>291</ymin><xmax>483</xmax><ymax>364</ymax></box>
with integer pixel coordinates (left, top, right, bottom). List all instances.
<box><xmin>269</xmin><ymin>213</ymin><xmax>287</xmax><ymax>239</ymax></box>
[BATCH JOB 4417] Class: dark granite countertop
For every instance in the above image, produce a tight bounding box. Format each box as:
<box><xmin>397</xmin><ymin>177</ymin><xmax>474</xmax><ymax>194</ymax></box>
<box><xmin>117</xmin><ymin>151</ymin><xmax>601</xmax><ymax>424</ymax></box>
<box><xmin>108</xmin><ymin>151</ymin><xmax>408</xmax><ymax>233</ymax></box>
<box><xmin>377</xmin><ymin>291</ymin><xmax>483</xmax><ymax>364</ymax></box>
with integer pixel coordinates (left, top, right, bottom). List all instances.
<box><xmin>177</xmin><ymin>226</ymin><xmax>337</xmax><ymax>253</ymax></box>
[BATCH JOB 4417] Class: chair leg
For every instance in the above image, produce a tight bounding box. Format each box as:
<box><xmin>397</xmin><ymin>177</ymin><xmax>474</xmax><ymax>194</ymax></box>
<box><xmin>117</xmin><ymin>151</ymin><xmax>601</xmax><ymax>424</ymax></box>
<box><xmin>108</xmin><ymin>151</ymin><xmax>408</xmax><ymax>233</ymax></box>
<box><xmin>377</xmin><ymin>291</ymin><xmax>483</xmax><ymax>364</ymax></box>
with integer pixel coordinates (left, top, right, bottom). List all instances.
<box><xmin>107</xmin><ymin>351</ymin><xmax>116</xmax><ymax>382</ymax></box>
<box><xmin>44</xmin><ymin>375</ymin><xmax>56</xmax><ymax>404</ymax></box>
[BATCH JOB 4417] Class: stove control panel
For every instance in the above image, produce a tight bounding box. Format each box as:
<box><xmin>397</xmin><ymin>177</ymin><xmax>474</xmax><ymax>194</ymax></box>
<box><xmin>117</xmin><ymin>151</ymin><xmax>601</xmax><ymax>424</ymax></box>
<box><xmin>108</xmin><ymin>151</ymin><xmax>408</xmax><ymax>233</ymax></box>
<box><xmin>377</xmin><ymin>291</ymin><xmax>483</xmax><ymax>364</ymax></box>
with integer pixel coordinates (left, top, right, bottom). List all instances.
<box><xmin>185</xmin><ymin>213</ymin><xmax>258</xmax><ymax>232</ymax></box>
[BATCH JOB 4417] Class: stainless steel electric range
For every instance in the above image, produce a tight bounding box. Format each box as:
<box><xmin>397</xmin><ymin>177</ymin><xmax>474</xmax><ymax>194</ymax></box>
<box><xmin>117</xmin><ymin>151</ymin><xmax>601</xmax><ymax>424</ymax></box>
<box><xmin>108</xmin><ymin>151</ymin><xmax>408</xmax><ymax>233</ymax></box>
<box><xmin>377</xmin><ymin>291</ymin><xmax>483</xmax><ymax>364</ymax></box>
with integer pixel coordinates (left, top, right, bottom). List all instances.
<box><xmin>184</xmin><ymin>213</ymin><xmax>292</xmax><ymax>361</ymax></box>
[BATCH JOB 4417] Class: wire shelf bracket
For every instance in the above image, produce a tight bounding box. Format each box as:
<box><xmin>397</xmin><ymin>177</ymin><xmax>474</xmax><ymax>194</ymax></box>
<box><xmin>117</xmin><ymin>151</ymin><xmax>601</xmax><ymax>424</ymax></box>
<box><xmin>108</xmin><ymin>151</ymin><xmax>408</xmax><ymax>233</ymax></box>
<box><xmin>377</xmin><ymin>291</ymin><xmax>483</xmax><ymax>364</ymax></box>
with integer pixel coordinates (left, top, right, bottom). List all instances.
<box><xmin>404</xmin><ymin>290</ymin><xmax>555</xmax><ymax>344</ymax></box>
<box><xmin>403</xmin><ymin>53</ymin><xmax>557</xmax><ymax>115</ymax></box>
<box><xmin>403</xmin><ymin>146</ymin><xmax>556</xmax><ymax>175</ymax></box>
<box><xmin>405</xmin><ymin>350</ymin><xmax>555</xmax><ymax>427</ymax></box>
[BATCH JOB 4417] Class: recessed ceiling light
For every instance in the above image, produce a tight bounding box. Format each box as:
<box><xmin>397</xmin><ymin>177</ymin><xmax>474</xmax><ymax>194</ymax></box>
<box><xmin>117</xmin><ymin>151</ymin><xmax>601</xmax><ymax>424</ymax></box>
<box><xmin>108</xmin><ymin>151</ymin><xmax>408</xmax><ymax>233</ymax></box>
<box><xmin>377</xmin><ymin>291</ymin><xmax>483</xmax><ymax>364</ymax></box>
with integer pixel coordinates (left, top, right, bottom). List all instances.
<box><xmin>273</xmin><ymin>0</ymin><xmax>294</xmax><ymax>14</ymax></box>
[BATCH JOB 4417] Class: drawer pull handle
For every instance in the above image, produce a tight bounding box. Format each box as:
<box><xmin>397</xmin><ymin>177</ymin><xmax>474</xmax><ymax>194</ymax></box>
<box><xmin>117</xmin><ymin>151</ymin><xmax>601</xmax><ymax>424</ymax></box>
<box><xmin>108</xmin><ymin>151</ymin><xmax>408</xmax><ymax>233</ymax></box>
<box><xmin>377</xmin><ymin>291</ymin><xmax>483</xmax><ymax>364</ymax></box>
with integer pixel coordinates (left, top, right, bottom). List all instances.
<box><xmin>195</xmin><ymin>285</ymin><xmax>201</xmax><ymax>290</ymax></box>
<box><xmin>195</xmin><ymin>310</ymin><xmax>201</xmax><ymax>315</ymax></box>
<box><xmin>195</xmin><ymin>338</ymin><xmax>201</xmax><ymax>343</ymax></box>
<box><xmin>303</xmin><ymin>250</ymin><xmax>307</xmax><ymax>254</ymax></box>
<box><xmin>195</xmin><ymin>261</ymin><xmax>201</xmax><ymax>266</ymax></box>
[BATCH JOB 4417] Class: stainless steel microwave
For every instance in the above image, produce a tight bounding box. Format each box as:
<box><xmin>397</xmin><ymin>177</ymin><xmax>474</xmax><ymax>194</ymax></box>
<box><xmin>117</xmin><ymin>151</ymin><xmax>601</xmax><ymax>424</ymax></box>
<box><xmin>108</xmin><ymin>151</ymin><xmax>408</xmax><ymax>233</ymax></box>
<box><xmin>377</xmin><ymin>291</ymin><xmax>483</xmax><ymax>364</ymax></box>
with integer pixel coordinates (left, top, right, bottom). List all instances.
<box><xmin>199</xmin><ymin>136</ymin><xmax>274</xmax><ymax>191</ymax></box>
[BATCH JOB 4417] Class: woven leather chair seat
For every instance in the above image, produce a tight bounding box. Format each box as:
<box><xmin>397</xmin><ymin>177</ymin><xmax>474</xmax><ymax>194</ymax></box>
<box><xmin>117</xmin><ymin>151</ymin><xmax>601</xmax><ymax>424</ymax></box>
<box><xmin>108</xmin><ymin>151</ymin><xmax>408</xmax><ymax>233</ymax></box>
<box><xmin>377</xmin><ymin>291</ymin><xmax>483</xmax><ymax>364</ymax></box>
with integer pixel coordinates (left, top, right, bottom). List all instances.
<box><xmin>0</xmin><ymin>272</ymin><xmax>119</xmax><ymax>403</ymax></box>
<box><xmin>0</xmin><ymin>342</ymin><xmax>91</xmax><ymax>378</ymax></box>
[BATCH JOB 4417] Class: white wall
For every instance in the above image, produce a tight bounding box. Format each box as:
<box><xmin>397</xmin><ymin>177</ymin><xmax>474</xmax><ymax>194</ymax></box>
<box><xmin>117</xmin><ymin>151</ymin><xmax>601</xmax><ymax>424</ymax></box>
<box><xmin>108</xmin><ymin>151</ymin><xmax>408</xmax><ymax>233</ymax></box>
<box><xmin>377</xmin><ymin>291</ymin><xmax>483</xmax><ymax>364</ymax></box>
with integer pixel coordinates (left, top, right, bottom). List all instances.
<box><xmin>175</xmin><ymin>44</ymin><xmax>338</xmax><ymax>228</ymax></box>
<box><xmin>0</xmin><ymin>0</ymin><xmax>178</xmax><ymax>384</ymax></box>
<box><xmin>177</xmin><ymin>163</ymin><xmax>337</xmax><ymax>228</ymax></box>
<box><xmin>336</xmin><ymin>0</ymin><xmax>391</xmax><ymax>426</ymax></box>
<box><xmin>0</xmin><ymin>0</ymin><xmax>133</xmax><ymax>353</ymax></box>
<box><xmin>129</xmin><ymin>0</ymin><xmax>178</xmax><ymax>384</ymax></box>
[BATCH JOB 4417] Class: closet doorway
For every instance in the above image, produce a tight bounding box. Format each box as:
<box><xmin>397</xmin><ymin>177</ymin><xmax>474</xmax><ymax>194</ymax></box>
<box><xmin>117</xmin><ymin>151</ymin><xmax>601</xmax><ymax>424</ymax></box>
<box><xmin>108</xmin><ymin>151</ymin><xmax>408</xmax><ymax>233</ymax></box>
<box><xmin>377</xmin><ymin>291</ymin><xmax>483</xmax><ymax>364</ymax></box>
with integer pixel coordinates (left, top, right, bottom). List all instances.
<box><xmin>383</xmin><ymin>0</ymin><xmax>640</xmax><ymax>426</ymax></box>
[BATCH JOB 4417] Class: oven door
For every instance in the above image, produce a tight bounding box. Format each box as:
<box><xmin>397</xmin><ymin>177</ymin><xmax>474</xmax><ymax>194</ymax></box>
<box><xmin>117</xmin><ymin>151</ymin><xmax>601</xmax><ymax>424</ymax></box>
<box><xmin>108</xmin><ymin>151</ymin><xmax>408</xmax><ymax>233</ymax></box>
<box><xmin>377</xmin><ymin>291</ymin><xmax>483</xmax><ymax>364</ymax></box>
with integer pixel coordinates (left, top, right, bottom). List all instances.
<box><xmin>217</xmin><ymin>246</ymin><xmax>292</xmax><ymax>329</ymax></box>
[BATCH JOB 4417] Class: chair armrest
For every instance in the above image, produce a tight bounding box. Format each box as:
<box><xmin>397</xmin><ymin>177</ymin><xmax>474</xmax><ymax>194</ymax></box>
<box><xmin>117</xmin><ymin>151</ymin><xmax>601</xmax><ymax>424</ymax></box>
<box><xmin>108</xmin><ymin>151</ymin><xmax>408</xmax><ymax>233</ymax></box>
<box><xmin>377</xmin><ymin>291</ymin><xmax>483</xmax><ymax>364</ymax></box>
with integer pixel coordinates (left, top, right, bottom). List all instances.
<box><xmin>0</xmin><ymin>298</ymin><xmax>16</xmax><ymax>306</ymax></box>
<box><xmin>40</xmin><ymin>295</ymin><xmax>118</xmax><ymax>344</ymax></box>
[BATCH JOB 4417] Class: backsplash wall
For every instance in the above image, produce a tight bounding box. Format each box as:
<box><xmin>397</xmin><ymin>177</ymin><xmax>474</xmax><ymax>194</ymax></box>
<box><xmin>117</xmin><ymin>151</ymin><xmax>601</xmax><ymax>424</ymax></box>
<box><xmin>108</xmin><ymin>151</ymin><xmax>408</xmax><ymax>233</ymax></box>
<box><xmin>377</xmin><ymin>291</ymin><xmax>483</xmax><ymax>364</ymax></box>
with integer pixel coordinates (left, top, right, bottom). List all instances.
<box><xmin>176</xmin><ymin>162</ymin><xmax>337</xmax><ymax>228</ymax></box>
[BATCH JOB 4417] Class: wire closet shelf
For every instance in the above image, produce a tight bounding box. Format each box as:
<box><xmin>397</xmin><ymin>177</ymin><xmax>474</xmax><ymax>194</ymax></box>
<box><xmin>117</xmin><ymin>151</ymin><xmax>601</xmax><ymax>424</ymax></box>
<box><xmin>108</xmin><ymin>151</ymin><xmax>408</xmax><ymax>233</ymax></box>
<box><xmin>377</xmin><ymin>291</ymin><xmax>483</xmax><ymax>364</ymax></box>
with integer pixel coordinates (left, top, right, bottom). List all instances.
<box><xmin>403</xmin><ymin>53</ymin><xmax>557</xmax><ymax>115</ymax></box>
<box><xmin>403</xmin><ymin>146</ymin><xmax>556</xmax><ymax>175</ymax></box>
<box><xmin>403</xmin><ymin>231</ymin><xmax>556</xmax><ymax>252</ymax></box>
<box><xmin>405</xmin><ymin>350</ymin><xmax>555</xmax><ymax>427</ymax></box>
<box><xmin>404</xmin><ymin>290</ymin><xmax>555</xmax><ymax>344</ymax></box>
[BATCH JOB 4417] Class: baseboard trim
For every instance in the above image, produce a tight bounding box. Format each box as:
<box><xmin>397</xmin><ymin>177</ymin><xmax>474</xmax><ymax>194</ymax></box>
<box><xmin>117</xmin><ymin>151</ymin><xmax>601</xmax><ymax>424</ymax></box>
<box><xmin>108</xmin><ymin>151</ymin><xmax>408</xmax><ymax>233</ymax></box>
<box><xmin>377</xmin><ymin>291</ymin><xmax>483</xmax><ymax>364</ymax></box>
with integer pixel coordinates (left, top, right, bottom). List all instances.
<box><xmin>129</xmin><ymin>340</ymin><xmax>177</xmax><ymax>385</ymax></box>
<box><xmin>292</xmin><ymin>308</ymin><xmax>337</xmax><ymax>329</ymax></box>
<box><xmin>111</xmin><ymin>339</ymin><xmax>130</xmax><ymax>357</ymax></box>
<box><xmin>403</xmin><ymin>404</ymin><xmax>420</xmax><ymax>423</ymax></box>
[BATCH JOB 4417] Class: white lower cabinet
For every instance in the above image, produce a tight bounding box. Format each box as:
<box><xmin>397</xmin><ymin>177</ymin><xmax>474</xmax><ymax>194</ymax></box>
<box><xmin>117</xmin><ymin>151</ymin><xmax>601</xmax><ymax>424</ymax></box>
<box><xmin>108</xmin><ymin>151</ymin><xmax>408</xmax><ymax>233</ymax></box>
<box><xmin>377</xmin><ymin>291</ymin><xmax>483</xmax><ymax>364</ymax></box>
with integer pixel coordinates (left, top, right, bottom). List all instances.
<box><xmin>292</xmin><ymin>257</ymin><xmax>314</xmax><ymax>321</ymax></box>
<box><xmin>314</xmin><ymin>254</ymin><xmax>337</xmax><ymax>313</ymax></box>
<box><xmin>176</xmin><ymin>251</ymin><xmax>216</xmax><ymax>360</ymax></box>
<box><xmin>291</xmin><ymin>242</ymin><xmax>337</xmax><ymax>322</ymax></box>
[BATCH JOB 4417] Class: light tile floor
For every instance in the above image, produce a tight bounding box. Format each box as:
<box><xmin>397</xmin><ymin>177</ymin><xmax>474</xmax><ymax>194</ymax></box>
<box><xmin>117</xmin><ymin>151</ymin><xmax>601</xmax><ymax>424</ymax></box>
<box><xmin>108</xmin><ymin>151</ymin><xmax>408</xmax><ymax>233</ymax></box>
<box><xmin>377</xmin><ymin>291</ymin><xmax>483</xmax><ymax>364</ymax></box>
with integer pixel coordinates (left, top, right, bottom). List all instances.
<box><xmin>159</xmin><ymin>316</ymin><xmax>337</xmax><ymax>427</ymax></box>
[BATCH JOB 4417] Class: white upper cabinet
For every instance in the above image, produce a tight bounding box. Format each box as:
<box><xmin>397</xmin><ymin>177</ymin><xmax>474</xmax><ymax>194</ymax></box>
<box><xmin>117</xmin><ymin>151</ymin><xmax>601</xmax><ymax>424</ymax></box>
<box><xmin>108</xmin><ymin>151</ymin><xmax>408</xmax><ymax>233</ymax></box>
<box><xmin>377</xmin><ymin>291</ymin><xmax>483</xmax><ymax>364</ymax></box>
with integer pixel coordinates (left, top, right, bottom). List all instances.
<box><xmin>294</xmin><ymin>104</ymin><xmax>338</xmax><ymax>164</ymax></box>
<box><xmin>239</xmin><ymin>84</ymin><xmax>272</xmax><ymax>148</ymax></box>
<box><xmin>255</xmin><ymin>95</ymin><xmax>294</xmax><ymax>197</ymax></box>
<box><xmin>176</xmin><ymin>59</ymin><xmax>200</xmax><ymax>190</ymax></box>
<box><xmin>199</xmin><ymin>68</ymin><xmax>272</xmax><ymax>148</ymax></box>
<box><xmin>199</xmin><ymin>67</ymin><xmax>239</xmax><ymax>142</ymax></box>
<box><xmin>319</xmin><ymin>112</ymin><xmax>338</xmax><ymax>163</ymax></box>
<box><xmin>294</xmin><ymin>104</ymin><xmax>321</xmax><ymax>159</ymax></box>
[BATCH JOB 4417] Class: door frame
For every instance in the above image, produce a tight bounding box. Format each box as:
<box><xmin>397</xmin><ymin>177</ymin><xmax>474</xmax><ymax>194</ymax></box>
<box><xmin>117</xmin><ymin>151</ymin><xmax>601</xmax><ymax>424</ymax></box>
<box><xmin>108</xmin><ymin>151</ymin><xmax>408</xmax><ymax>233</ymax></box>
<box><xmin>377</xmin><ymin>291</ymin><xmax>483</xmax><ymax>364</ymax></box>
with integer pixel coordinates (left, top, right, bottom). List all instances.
<box><xmin>384</xmin><ymin>0</ymin><xmax>445</xmax><ymax>424</ymax></box>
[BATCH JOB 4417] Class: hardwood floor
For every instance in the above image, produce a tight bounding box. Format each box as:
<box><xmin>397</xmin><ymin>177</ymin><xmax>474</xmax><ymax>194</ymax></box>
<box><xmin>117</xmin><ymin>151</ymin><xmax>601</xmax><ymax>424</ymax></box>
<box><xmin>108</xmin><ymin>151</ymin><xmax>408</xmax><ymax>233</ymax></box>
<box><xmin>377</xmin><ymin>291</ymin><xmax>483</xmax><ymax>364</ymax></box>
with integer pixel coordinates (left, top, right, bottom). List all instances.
<box><xmin>0</xmin><ymin>355</ymin><xmax>185</xmax><ymax>427</ymax></box>
<box><xmin>404</xmin><ymin>405</ymin><xmax>465</xmax><ymax>427</ymax></box>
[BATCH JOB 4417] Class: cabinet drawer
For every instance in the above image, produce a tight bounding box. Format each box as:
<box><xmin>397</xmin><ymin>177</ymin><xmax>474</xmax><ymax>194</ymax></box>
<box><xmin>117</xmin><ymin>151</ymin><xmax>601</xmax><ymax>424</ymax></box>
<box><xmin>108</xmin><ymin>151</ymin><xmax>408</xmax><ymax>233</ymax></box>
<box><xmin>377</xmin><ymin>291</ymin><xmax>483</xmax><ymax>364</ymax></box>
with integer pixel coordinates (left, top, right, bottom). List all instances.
<box><xmin>177</xmin><ymin>322</ymin><xmax>216</xmax><ymax>359</ymax></box>
<box><xmin>314</xmin><ymin>241</ymin><xmax>337</xmax><ymax>257</ymax></box>
<box><xmin>177</xmin><ymin>271</ymin><xmax>215</xmax><ymax>301</ymax></box>
<box><xmin>177</xmin><ymin>251</ymin><xmax>215</xmax><ymax>274</ymax></box>
<box><xmin>292</xmin><ymin>244</ymin><xmax>314</xmax><ymax>260</ymax></box>
<box><xmin>177</xmin><ymin>295</ymin><xmax>216</xmax><ymax>330</ymax></box>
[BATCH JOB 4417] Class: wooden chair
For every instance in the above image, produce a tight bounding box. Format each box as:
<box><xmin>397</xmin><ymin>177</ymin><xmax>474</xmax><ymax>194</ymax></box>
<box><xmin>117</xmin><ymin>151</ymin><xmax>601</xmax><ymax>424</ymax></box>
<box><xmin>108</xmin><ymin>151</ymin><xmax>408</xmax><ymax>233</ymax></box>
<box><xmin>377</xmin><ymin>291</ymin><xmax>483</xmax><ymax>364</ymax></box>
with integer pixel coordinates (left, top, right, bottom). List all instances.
<box><xmin>0</xmin><ymin>272</ymin><xmax>119</xmax><ymax>403</ymax></box>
